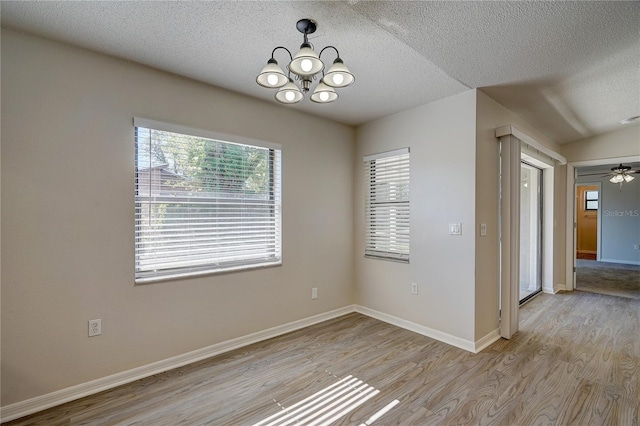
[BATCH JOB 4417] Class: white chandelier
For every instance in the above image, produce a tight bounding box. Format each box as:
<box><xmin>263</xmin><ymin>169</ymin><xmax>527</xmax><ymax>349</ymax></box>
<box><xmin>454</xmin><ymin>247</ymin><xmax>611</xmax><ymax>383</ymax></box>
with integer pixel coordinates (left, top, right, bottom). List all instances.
<box><xmin>256</xmin><ymin>19</ymin><xmax>354</xmax><ymax>104</ymax></box>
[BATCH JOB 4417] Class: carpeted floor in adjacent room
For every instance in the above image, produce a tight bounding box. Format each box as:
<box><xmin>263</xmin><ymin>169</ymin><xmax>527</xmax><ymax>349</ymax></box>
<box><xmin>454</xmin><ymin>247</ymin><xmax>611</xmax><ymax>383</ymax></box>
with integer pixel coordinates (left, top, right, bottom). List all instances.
<box><xmin>576</xmin><ymin>259</ymin><xmax>640</xmax><ymax>300</ymax></box>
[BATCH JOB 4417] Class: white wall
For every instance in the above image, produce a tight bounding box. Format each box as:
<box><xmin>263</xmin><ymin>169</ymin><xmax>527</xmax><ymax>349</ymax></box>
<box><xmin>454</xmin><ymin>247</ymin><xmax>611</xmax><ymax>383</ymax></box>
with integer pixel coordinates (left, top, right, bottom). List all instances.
<box><xmin>1</xmin><ymin>30</ymin><xmax>355</xmax><ymax>406</ymax></box>
<box><xmin>577</xmin><ymin>175</ymin><xmax>640</xmax><ymax>265</ymax></box>
<box><xmin>354</xmin><ymin>89</ymin><xmax>566</xmax><ymax>346</ymax></box>
<box><xmin>562</xmin><ymin>123</ymin><xmax>640</xmax><ymax>163</ymax></box>
<box><xmin>355</xmin><ymin>90</ymin><xmax>478</xmax><ymax>343</ymax></box>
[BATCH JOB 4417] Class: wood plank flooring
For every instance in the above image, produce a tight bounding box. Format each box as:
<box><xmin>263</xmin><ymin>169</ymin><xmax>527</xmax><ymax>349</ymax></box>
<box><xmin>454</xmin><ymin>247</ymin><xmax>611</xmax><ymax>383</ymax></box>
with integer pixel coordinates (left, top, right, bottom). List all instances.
<box><xmin>5</xmin><ymin>291</ymin><xmax>640</xmax><ymax>425</ymax></box>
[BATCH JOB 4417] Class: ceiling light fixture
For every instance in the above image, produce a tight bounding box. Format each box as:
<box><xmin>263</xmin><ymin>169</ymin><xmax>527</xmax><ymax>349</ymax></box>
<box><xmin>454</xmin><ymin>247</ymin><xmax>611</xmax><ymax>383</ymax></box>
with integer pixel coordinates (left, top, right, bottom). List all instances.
<box><xmin>608</xmin><ymin>164</ymin><xmax>636</xmax><ymax>189</ymax></box>
<box><xmin>256</xmin><ymin>19</ymin><xmax>354</xmax><ymax>104</ymax></box>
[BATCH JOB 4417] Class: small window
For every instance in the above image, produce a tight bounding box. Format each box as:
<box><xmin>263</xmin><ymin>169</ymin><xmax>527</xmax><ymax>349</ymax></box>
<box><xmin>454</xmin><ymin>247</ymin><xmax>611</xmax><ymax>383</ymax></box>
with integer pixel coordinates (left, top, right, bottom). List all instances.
<box><xmin>134</xmin><ymin>119</ymin><xmax>281</xmax><ymax>283</ymax></box>
<box><xmin>585</xmin><ymin>190</ymin><xmax>598</xmax><ymax>211</ymax></box>
<box><xmin>364</xmin><ymin>148</ymin><xmax>410</xmax><ymax>262</ymax></box>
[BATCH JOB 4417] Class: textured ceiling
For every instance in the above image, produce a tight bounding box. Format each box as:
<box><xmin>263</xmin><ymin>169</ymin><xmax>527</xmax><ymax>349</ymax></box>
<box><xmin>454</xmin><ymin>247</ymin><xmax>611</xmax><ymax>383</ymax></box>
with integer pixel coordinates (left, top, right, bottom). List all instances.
<box><xmin>2</xmin><ymin>1</ymin><xmax>639</xmax><ymax>144</ymax></box>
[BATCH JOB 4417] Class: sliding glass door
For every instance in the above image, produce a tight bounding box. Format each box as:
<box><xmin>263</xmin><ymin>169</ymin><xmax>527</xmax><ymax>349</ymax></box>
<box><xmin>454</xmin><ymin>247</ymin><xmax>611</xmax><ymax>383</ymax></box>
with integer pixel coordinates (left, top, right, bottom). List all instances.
<box><xmin>520</xmin><ymin>162</ymin><xmax>543</xmax><ymax>303</ymax></box>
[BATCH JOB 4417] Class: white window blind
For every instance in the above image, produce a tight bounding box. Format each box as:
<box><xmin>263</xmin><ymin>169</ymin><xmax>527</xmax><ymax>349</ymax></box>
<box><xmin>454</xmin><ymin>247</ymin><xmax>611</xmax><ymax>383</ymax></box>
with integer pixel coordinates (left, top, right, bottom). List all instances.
<box><xmin>134</xmin><ymin>119</ymin><xmax>281</xmax><ymax>282</ymax></box>
<box><xmin>364</xmin><ymin>148</ymin><xmax>410</xmax><ymax>262</ymax></box>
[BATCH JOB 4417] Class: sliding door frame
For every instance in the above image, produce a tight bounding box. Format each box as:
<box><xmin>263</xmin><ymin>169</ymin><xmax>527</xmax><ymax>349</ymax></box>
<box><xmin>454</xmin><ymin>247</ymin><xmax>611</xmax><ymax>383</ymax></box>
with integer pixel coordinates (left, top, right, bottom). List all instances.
<box><xmin>496</xmin><ymin>125</ymin><xmax>565</xmax><ymax>340</ymax></box>
<box><xmin>519</xmin><ymin>161</ymin><xmax>543</xmax><ymax>304</ymax></box>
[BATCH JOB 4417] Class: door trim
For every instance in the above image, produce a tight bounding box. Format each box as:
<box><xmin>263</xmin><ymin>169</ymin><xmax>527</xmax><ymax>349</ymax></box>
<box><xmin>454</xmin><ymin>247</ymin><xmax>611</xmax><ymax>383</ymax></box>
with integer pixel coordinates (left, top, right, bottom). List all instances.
<box><xmin>499</xmin><ymin>134</ymin><xmax>520</xmax><ymax>339</ymax></box>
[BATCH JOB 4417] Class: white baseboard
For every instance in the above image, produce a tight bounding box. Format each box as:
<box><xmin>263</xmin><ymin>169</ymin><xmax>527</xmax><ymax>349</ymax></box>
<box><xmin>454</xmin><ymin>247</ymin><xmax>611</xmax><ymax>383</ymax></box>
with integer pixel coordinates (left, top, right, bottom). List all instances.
<box><xmin>354</xmin><ymin>305</ymin><xmax>476</xmax><ymax>353</ymax></box>
<box><xmin>0</xmin><ymin>305</ymin><xmax>356</xmax><ymax>423</ymax></box>
<box><xmin>554</xmin><ymin>283</ymin><xmax>567</xmax><ymax>292</ymax></box>
<box><xmin>598</xmin><ymin>258</ymin><xmax>640</xmax><ymax>266</ymax></box>
<box><xmin>3</xmin><ymin>303</ymin><xmax>503</xmax><ymax>422</ymax></box>
<box><xmin>474</xmin><ymin>329</ymin><xmax>501</xmax><ymax>353</ymax></box>
<box><xmin>543</xmin><ymin>284</ymin><xmax>561</xmax><ymax>294</ymax></box>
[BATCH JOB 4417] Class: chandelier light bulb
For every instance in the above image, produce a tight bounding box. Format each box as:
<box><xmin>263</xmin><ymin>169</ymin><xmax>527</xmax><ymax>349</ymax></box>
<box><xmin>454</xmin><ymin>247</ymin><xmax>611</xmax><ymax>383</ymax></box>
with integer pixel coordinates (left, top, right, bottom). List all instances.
<box><xmin>319</xmin><ymin>91</ymin><xmax>329</xmax><ymax>102</ymax></box>
<box><xmin>285</xmin><ymin>91</ymin><xmax>295</xmax><ymax>101</ymax></box>
<box><xmin>332</xmin><ymin>73</ymin><xmax>344</xmax><ymax>85</ymax></box>
<box><xmin>267</xmin><ymin>74</ymin><xmax>279</xmax><ymax>86</ymax></box>
<box><xmin>301</xmin><ymin>59</ymin><xmax>313</xmax><ymax>73</ymax></box>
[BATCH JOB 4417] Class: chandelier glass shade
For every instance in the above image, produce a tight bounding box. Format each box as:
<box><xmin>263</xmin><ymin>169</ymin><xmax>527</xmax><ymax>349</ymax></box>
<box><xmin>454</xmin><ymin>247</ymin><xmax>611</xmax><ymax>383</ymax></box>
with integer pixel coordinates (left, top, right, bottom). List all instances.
<box><xmin>610</xmin><ymin>173</ymin><xmax>634</xmax><ymax>183</ymax></box>
<box><xmin>289</xmin><ymin>45</ymin><xmax>324</xmax><ymax>76</ymax></box>
<box><xmin>256</xmin><ymin>59</ymin><xmax>289</xmax><ymax>88</ymax></box>
<box><xmin>256</xmin><ymin>19</ymin><xmax>354</xmax><ymax>104</ymax></box>
<box><xmin>275</xmin><ymin>78</ymin><xmax>304</xmax><ymax>104</ymax></box>
<box><xmin>324</xmin><ymin>58</ymin><xmax>355</xmax><ymax>88</ymax></box>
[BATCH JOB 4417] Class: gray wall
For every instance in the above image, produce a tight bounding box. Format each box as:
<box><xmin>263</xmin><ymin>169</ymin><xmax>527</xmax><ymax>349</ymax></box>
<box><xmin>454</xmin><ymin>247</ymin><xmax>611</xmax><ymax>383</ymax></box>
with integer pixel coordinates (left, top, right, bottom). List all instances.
<box><xmin>1</xmin><ymin>29</ymin><xmax>355</xmax><ymax>405</ymax></box>
<box><xmin>577</xmin><ymin>175</ymin><xmax>640</xmax><ymax>264</ymax></box>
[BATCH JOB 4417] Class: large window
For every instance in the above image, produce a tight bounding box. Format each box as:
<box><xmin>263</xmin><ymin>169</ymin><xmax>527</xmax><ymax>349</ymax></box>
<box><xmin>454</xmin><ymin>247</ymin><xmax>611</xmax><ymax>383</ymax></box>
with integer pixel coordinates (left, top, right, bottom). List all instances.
<box><xmin>364</xmin><ymin>148</ymin><xmax>410</xmax><ymax>262</ymax></box>
<box><xmin>134</xmin><ymin>118</ymin><xmax>281</xmax><ymax>283</ymax></box>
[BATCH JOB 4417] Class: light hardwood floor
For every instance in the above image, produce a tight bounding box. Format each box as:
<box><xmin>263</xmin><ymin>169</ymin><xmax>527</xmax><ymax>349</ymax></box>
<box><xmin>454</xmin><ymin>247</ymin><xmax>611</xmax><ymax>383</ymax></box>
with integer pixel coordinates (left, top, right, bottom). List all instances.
<box><xmin>5</xmin><ymin>291</ymin><xmax>639</xmax><ymax>425</ymax></box>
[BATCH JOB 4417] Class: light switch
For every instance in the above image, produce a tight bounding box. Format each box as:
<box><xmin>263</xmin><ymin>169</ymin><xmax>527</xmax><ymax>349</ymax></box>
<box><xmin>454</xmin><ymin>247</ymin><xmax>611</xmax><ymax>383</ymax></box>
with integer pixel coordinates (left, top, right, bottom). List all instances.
<box><xmin>480</xmin><ymin>223</ymin><xmax>487</xmax><ymax>236</ymax></box>
<box><xmin>449</xmin><ymin>223</ymin><xmax>462</xmax><ymax>235</ymax></box>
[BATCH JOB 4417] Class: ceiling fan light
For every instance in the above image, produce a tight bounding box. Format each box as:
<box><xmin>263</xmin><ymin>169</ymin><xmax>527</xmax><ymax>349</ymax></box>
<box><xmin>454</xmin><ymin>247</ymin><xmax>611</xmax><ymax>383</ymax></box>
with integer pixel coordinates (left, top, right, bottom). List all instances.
<box><xmin>289</xmin><ymin>45</ymin><xmax>324</xmax><ymax>76</ymax></box>
<box><xmin>275</xmin><ymin>79</ymin><xmax>303</xmax><ymax>104</ymax></box>
<box><xmin>323</xmin><ymin>58</ymin><xmax>355</xmax><ymax>88</ymax></box>
<box><xmin>623</xmin><ymin>174</ymin><xmax>635</xmax><ymax>182</ymax></box>
<box><xmin>610</xmin><ymin>174</ymin><xmax>624</xmax><ymax>184</ymax></box>
<box><xmin>310</xmin><ymin>81</ymin><xmax>338</xmax><ymax>103</ymax></box>
<box><xmin>256</xmin><ymin>59</ymin><xmax>288</xmax><ymax>88</ymax></box>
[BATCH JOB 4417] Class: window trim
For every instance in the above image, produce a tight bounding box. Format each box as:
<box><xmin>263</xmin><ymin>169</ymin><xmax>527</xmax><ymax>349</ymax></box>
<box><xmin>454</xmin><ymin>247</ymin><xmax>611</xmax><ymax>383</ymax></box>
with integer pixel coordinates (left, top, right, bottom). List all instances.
<box><xmin>133</xmin><ymin>118</ymin><xmax>282</xmax><ymax>283</ymax></box>
<box><xmin>133</xmin><ymin>118</ymin><xmax>281</xmax><ymax>151</ymax></box>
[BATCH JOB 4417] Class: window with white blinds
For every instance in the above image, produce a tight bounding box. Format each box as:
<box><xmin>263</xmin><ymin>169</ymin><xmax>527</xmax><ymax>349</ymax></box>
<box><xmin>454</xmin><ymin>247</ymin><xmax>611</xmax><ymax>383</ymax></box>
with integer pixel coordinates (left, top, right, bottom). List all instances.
<box><xmin>364</xmin><ymin>148</ymin><xmax>410</xmax><ymax>262</ymax></box>
<box><xmin>134</xmin><ymin>118</ymin><xmax>281</xmax><ymax>283</ymax></box>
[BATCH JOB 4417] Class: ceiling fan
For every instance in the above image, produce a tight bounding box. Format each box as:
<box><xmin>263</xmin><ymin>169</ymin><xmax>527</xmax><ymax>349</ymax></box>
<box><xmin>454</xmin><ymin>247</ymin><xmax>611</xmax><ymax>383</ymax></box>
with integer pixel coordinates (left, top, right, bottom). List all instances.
<box><xmin>581</xmin><ymin>163</ymin><xmax>639</xmax><ymax>188</ymax></box>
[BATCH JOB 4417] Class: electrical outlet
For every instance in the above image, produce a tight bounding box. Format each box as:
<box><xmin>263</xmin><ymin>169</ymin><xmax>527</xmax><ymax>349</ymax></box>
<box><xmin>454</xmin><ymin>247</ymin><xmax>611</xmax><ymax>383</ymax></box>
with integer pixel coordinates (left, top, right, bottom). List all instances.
<box><xmin>311</xmin><ymin>287</ymin><xmax>318</xmax><ymax>300</ymax></box>
<box><xmin>411</xmin><ymin>283</ymin><xmax>418</xmax><ymax>295</ymax></box>
<box><xmin>88</xmin><ymin>319</ymin><xmax>101</xmax><ymax>337</ymax></box>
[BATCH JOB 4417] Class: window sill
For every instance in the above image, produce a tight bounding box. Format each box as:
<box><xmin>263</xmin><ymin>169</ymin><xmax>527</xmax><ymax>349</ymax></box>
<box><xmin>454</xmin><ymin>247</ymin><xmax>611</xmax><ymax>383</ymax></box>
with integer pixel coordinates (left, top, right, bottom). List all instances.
<box><xmin>135</xmin><ymin>260</ymin><xmax>283</xmax><ymax>285</ymax></box>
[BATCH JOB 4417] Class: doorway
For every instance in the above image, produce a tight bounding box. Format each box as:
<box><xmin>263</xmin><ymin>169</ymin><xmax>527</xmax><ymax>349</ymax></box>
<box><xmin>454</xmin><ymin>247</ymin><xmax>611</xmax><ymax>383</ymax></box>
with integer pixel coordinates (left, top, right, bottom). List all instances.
<box><xmin>520</xmin><ymin>162</ymin><xmax>542</xmax><ymax>304</ymax></box>
<box><xmin>576</xmin><ymin>185</ymin><xmax>598</xmax><ymax>260</ymax></box>
<box><xmin>567</xmin><ymin>157</ymin><xmax>640</xmax><ymax>294</ymax></box>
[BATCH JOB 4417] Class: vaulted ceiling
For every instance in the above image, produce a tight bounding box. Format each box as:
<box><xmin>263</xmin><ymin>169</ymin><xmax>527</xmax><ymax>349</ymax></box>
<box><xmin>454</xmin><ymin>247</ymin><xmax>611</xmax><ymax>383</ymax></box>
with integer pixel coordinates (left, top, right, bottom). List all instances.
<box><xmin>2</xmin><ymin>1</ymin><xmax>639</xmax><ymax>144</ymax></box>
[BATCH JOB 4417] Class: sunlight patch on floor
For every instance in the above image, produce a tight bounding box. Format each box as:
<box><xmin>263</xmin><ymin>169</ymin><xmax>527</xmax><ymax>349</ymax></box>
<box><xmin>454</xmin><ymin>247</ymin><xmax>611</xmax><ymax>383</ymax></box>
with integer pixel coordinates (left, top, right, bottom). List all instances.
<box><xmin>252</xmin><ymin>374</ymin><xmax>398</xmax><ymax>426</ymax></box>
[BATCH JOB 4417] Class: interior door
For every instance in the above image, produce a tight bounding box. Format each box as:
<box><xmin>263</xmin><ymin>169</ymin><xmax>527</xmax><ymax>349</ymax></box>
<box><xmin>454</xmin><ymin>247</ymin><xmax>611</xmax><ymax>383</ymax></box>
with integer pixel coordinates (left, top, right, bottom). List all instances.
<box><xmin>576</xmin><ymin>185</ymin><xmax>598</xmax><ymax>258</ymax></box>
